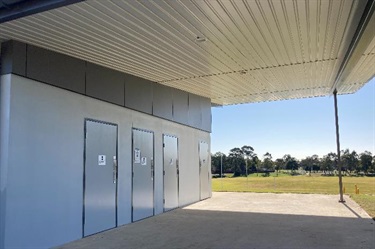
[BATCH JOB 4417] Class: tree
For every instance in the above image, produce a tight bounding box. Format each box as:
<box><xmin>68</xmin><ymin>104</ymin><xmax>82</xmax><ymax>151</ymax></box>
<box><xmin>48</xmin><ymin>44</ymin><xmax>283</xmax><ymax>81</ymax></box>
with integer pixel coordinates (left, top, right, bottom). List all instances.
<box><xmin>261</xmin><ymin>152</ymin><xmax>274</xmax><ymax>176</ymax></box>
<box><xmin>341</xmin><ymin>149</ymin><xmax>359</xmax><ymax>174</ymax></box>
<box><xmin>300</xmin><ymin>155</ymin><xmax>320</xmax><ymax>173</ymax></box>
<box><xmin>283</xmin><ymin>154</ymin><xmax>299</xmax><ymax>173</ymax></box>
<box><xmin>275</xmin><ymin>158</ymin><xmax>284</xmax><ymax>176</ymax></box>
<box><xmin>227</xmin><ymin>145</ymin><xmax>257</xmax><ymax>176</ymax></box>
<box><xmin>248</xmin><ymin>154</ymin><xmax>259</xmax><ymax>173</ymax></box>
<box><xmin>299</xmin><ymin>157</ymin><xmax>311</xmax><ymax>172</ymax></box>
<box><xmin>310</xmin><ymin>154</ymin><xmax>321</xmax><ymax>172</ymax></box>
<box><xmin>241</xmin><ymin>145</ymin><xmax>255</xmax><ymax>158</ymax></box>
<box><xmin>242</xmin><ymin>145</ymin><xmax>255</xmax><ymax>176</ymax></box>
<box><xmin>321</xmin><ymin>152</ymin><xmax>337</xmax><ymax>174</ymax></box>
<box><xmin>360</xmin><ymin>151</ymin><xmax>373</xmax><ymax>174</ymax></box>
<box><xmin>211</xmin><ymin>152</ymin><xmax>226</xmax><ymax>176</ymax></box>
<box><xmin>228</xmin><ymin>147</ymin><xmax>245</xmax><ymax>177</ymax></box>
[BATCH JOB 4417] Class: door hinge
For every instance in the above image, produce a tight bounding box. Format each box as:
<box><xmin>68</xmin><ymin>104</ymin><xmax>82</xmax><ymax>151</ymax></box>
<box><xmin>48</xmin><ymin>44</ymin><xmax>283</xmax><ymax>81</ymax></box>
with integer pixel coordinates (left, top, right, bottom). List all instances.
<box><xmin>132</xmin><ymin>172</ymin><xmax>134</xmax><ymax>177</ymax></box>
<box><xmin>163</xmin><ymin>199</ymin><xmax>165</xmax><ymax>204</ymax></box>
<box><xmin>163</xmin><ymin>170</ymin><xmax>165</xmax><ymax>176</ymax></box>
<box><xmin>163</xmin><ymin>143</ymin><xmax>165</xmax><ymax>148</ymax></box>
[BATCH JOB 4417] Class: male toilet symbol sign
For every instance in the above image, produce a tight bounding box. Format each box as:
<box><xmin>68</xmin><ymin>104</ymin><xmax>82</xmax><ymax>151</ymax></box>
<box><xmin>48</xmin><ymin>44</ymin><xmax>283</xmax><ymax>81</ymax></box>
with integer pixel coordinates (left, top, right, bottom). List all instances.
<box><xmin>98</xmin><ymin>155</ymin><xmax>106</xmax><ymax>166</ymax></box>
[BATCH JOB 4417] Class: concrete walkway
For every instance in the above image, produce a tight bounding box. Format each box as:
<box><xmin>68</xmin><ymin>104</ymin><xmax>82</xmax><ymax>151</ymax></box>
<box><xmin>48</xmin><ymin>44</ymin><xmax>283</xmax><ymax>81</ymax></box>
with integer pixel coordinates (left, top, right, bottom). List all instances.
<box><xmin>56</xmin><ymin>193</ymin><xmax>375</xmax><ymax>249</ymax></box>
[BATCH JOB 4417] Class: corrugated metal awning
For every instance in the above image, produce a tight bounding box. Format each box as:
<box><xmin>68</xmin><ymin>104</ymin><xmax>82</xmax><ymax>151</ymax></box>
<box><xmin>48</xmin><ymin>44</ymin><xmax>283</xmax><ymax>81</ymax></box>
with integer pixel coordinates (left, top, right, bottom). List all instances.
<box><xmin>0</xmin><ymin>0</ymin><xmax>374</xmax><ymax>105</ymax></box>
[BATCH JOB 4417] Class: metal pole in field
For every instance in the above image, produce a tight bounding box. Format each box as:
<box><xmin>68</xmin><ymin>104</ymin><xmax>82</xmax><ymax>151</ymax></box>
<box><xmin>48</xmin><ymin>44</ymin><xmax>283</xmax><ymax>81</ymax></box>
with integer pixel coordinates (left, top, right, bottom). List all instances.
<box><xmin>220</xmin><ymin>153</ymin><xmax>223</xmax><ymax>190</ymax></box>
<box><xmin>246</xmin><ymin>156</ymin><xmax>248</xmax><ymax>188</ymax></box>
<box><xmin>334</xmin><ymin>89</ymin><xmax>345</xmax><ymax>203</ymax></box>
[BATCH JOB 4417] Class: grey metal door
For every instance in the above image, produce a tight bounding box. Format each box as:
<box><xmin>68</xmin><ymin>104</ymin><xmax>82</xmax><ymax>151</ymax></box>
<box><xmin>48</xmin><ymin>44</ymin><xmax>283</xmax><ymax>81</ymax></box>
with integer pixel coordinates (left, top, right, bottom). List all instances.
<box><xmin>199</xmin><ymin>141</ymin><xmax>210</xmax><ymax>200</ymax></box>
<box><xmin>84</xmin><ymin>120</ymin><xmax>117</xmax><ymax>237</ymax></box>
<box><xmin>132</xmin><ymin>129</ymin><xmax>154</xmax><ymax>222</ymax></box>
<box><xmin>163</xmin><ymin>135</ymin><xmax>179</xmax><ymax>211</ymax></box>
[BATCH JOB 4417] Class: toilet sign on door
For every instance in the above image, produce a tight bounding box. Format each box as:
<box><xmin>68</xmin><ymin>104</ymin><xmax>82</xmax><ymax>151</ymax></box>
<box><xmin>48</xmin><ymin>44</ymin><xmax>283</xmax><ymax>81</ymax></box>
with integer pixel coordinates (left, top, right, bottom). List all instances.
<box><xmin>98</xmin><ymin>155</ymin><xmax>106</xmax><ymax>166</ymax></box>
<box><xmin>141</xmin><ymin>157</ymin><xmax>147</xmax><ymax>166</ymax></box>
<box><xmin>134</xmin><ymin>148</ymin><xmax>141</xmax><ymax>163</ymax></box>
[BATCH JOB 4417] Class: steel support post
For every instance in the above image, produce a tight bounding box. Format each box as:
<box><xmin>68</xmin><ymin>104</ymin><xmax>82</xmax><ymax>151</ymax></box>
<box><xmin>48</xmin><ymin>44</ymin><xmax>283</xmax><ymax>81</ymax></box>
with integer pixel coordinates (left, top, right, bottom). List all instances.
<box><xmin>334</xmin><ymin>89</ymin><xmax>345</xmax><ymax>203</ymax></box>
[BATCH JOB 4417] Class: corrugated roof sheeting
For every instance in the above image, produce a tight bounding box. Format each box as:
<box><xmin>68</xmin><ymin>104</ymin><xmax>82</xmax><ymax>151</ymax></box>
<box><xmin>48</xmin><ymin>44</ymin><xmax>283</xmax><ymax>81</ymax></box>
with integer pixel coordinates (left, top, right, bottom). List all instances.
<box><xmin>339</xmin><ymin>52</ymin><xmax>375</xmax><ymax>93</ymax></box>
<box><xmin>0</xmin><ymin>0</ymin><xmax>373</xmax><ymax>105</ymax></box>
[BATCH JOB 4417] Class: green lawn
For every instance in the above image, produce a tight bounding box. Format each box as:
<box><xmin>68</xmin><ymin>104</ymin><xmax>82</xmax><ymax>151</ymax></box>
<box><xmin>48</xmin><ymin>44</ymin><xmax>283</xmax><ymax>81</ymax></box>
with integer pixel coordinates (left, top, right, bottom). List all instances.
<box><xmin>350</xmin><ymin>194</ymin><xmax>375</xmax><ymax>219</ymax></box>
<box><xmin>212</xmin><ymin>173</ymin><xmax>375</xmax><ymax>218</ymax></box>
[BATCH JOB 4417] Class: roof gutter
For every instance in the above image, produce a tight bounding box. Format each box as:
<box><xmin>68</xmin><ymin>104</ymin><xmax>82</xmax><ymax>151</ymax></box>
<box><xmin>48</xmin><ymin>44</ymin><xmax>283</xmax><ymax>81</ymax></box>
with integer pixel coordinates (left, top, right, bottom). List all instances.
<box><xmin>0</xmin><ymin>0</ymin><xmax>84</xmax><ymax>24</ymax></box>
<box><xmin>331</xmin><ymin>0</ymin><xmax>375</xmax><ymax>93</ymax></box>
<box><xmin>0</xmin><ymin>0</ymin><xmax>26</xmax><ymax>9</ymax></box>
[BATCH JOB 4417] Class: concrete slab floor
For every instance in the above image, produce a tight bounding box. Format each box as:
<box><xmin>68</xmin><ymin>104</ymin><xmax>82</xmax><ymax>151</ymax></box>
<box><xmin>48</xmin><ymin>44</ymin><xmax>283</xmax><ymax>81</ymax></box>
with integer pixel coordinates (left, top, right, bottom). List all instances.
<box><xmin>56</xmin><ymin>193</ymin><xmax>375</xmax><ymax>249</ymax></box>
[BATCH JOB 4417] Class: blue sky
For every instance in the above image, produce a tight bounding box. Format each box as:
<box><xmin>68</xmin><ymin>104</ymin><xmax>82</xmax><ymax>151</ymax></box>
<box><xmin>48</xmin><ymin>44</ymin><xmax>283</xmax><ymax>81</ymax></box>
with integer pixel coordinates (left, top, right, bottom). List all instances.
<box><xmin>211</xmin><ymin>78</ymin><xmax>375</xmax><ymax>160</ymax></box>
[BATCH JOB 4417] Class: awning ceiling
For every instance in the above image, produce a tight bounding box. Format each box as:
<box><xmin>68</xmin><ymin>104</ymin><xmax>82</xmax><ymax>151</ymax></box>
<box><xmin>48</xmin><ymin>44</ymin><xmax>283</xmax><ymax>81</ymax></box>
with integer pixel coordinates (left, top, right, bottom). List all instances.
<box><xmin>0</xmin><ymin>0</ymin><xmax>374</xmax><ymax>105</ymax></box>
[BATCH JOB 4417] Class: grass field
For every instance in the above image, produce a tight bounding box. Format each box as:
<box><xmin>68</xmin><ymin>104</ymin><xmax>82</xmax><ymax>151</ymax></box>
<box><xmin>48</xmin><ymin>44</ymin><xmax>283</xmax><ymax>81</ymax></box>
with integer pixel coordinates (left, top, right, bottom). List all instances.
<box><xmin>212</xmin><ymin>173</ymin><xmax>375</xmax><ymax>219</ymax></box>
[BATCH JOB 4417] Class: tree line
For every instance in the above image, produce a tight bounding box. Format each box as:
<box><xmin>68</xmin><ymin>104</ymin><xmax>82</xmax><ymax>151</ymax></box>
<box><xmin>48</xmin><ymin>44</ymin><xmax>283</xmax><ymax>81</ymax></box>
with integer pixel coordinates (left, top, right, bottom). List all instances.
<box><xmin>211</xmin><ymin>146</ymin><xmax>375</xmax><ymax>177</ymax></box>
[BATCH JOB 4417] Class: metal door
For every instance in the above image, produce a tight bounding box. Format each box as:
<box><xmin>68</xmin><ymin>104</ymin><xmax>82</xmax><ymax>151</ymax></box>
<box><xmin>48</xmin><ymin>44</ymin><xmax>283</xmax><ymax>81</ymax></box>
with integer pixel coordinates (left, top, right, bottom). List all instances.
<box><xmin>163</xmin><ymin>135</ymin><xmax>179</xmax><ymax>211</ymax></box>
<box><xmin>199</xmin><ymin>141</ymin><xmax>210</xmax><ymax>200</ymax></box>
<box><xmin>84</xmin><ymin>120</ymin><xmax>117</xmax><ymax>237</ymax></box>
<box><xmin>132</xmin><ymin>129</ymin><xmax>154</xmax><ymax>221</ymax></box>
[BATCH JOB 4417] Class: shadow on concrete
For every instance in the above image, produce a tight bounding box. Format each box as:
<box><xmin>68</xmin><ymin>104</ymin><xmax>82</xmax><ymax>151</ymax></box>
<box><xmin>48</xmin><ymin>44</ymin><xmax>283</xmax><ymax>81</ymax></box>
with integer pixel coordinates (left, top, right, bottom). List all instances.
<box><xmin>341</xmin><ymin>202</ymin><xmax>362</xmax><ymax>218</ymax></box>
<box><xmin>57</xmin><ymin>208</ymin><xmax>375</xmax><ymax>249</ymax></box>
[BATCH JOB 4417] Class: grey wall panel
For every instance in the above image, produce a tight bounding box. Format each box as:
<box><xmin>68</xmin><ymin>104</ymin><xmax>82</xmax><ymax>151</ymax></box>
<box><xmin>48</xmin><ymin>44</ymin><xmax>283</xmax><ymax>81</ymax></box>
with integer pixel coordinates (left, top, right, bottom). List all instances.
<box><xmin>188</xmin><ymin>93</ymin><xmax>202</xmax><ymax>129</ymax></box>
<box><xmin>86</xmin><ymin>63</ymin><xmax>125</xmax><ymax>106</ymax></box>
<box><xmin>200</xmin><ymin>97</ymin><xmax>212</xmax><ymax>132</ymax></box>
<box><xmin>153</xmin><ymin>83</ymin><xmax>173</xmax><ymax>120</ymax></box>
<box><xmin>1</xmin><ymin>40</ymin><xmax>212</xmax><ymax>132</ymax></box>
<box><xmin>125</xmin><ymin>75</ymin><xmax>153</xmax><ymax>114</ymax></box>
<box><xmin>0</xmin><ymin>75</ymin><xmax>11</xmax><ymax>249</ymax></box>
<box><xmin>3</xmin><ymin>75</ymin><xmax>133</xmax><ymax>248</ymax></box>
<box><xmin>153</xmin><ymin>129</ymin><xmax>164</xmax><ymax>215</ymax></box>
<box><xmin>172</xmin><ymin>89</ymin><xmax>188</xmax><ymax>124</ymax></box>
<box><xmin>2</xmin><ymin>74</ymin><xmax>211</xmax><ymax>248</ymax></box>
<box><xmin>26</xmin><ymin>45</ymin><xmax>85</xmax><ymax>94</ymax></box>
<box><xmin>5</xmin><ymin>76</ymin><xmax>85</xmax><ymax>248</ymax></box>
<box><xmin>1</xmin><ymin>40</ymin><xmax>26</xmax><ymax>76</ymax></box>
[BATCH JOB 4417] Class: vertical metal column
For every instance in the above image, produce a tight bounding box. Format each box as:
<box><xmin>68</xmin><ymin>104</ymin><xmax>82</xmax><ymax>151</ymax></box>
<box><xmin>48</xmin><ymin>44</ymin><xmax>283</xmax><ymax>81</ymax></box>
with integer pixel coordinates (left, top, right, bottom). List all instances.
<box><xmin>333</xmin><ymin>89</ymin><xmax>345</xmax><ymax>203</ymax></box>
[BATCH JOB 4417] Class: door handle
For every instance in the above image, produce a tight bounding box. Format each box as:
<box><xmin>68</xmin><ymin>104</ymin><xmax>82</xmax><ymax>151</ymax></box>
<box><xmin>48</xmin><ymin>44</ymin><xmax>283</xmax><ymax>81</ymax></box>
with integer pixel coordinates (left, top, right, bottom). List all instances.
<box><xmin>113</xmin><ymin>156</ymin><xmax>117</xmax><ymax>184</ymax></box>
<box><xmin>151</xmin><ymin>157</ymin><xmax>154</xmax><ymax>181</ymax></box>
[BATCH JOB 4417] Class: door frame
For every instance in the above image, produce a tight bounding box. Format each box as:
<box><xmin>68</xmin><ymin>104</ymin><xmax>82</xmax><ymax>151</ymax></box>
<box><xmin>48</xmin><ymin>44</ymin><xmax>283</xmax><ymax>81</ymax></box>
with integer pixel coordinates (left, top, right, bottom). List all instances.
<box><xmin>82</xmin><ymin>118</ymin><xmax>118</xmax><ymax>237</ymax></box>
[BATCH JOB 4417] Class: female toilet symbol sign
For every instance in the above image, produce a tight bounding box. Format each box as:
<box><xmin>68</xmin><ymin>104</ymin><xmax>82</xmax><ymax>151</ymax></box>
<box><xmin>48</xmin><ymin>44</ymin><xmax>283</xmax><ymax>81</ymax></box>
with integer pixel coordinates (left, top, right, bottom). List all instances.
<box><xmin>141</xmin><ymin>157</ymin><xmax>147</xmax><ymax>165</ymax></box>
